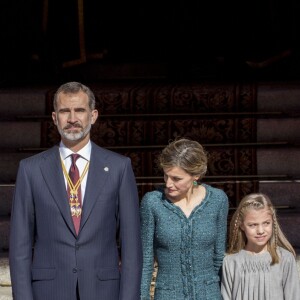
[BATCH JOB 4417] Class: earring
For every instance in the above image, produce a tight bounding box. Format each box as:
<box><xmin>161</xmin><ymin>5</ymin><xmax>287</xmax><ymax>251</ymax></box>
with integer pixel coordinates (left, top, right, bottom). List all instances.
<box><xmin>193</xmin><ymin>180</ymin><xmax>198</xmax><ymax>186</ymax></box>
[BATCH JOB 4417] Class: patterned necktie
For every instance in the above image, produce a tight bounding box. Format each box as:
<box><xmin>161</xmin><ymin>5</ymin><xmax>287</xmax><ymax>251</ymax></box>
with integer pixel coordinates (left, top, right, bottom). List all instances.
<box><xmin>68</xmin><ymin>154</ymin><xmax>82</xmax><ymax>234</ymax></box>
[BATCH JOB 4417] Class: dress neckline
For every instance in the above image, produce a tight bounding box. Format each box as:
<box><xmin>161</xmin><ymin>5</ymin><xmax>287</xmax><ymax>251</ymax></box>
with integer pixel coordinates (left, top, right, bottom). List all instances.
<box><xmin>163</xmin><ymin>184</ymin><xmax>209</xmax><ymax>219</ymax></box>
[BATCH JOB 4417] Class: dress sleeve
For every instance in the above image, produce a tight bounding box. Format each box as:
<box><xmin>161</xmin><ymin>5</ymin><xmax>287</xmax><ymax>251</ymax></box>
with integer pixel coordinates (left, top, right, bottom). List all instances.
<box><xmin>281</xmin><ymin>250</ymin><xmax>300</xmax><ymax>300</ymax></box>
<box><xmin>214</xmin><ymin>191</ymin><xmax>229</xmax><ymax>273</ymax></box>
<box><xmin>140</xmin><ymin>192</ymin><xmax>156</xmax><ymax>300</ymax></box>
<box><xmin>221</xmin><ymin>255</ymin><xmax>234</xmax><ymax>300</ymax></box>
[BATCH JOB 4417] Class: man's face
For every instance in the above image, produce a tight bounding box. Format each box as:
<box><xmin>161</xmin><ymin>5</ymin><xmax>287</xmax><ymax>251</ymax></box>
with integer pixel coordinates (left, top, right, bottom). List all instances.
<box><xmin>52</xmin><ymin>91</ymin><xmax>98</xmax><ymax>145</ymax></box>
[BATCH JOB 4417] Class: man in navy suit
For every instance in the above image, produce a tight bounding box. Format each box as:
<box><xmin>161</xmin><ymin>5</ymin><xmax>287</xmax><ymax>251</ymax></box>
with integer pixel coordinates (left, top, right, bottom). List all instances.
<box><xmin>9</xmin><ymin>82</ymin><xmax>142</xmax><ymax>300</ymax></box>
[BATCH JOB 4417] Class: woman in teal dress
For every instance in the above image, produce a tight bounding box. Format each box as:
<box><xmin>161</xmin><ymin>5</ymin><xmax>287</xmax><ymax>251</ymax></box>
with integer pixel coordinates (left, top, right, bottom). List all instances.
<box><xmin>140</xmin><ymin>138</ymin><xmax>229</xmax><ymax>300</ymax></box>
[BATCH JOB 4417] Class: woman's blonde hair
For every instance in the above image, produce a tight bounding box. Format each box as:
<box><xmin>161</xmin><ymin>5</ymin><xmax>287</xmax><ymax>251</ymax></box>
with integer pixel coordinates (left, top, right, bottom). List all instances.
<box><xmin>159</xmin><ymin>138</ymin><xmax>207</xmax><ymax>179</ymax></box>
<box><xmin>228</xmin><ymin>193</ymin><xmax>295</xmax><ymax>264</ymax></box>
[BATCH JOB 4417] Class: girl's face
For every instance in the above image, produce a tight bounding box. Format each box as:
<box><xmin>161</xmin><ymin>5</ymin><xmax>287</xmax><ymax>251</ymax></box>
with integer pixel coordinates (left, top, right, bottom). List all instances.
<box><xmin>163</xmin><ymin>166</ymin><xmax>197</xmax><ymax>201</ymax></box>
<box><xmin>240</xmin><ymin>208</ymin><xmax>273</xmax><ymax>253</ymax></box>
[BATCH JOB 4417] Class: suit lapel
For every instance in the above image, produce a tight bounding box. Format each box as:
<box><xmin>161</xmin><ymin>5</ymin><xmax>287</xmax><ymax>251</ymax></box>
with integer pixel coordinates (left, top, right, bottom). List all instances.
<box><xmin>40</xmin><ymin>146</ymin><xmax>76</xmax><ymax>235</ymax></box>
<box><xmin>79</xmin><ymin>144</ymin><xmax>110</xmax><ymax>231</ymax></box>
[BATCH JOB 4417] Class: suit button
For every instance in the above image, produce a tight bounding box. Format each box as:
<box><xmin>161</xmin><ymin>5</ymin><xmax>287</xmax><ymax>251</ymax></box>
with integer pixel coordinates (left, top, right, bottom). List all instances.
<box><xmin>75</xmin><ymin>245</ymin><xmax>80</xmax><ymax>250</ymax></box>
<box><xmin>73</xmin><ymin>268</ymin><xmax>78</xmax><ymax>273</ymax></box>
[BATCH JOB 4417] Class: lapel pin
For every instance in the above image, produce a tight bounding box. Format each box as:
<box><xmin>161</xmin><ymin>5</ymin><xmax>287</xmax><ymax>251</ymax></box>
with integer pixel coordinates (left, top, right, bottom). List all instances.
<box><xmin>104</xmin><ymin>167</ymin><xmax>109</xmax><ymax>172</ymax></box>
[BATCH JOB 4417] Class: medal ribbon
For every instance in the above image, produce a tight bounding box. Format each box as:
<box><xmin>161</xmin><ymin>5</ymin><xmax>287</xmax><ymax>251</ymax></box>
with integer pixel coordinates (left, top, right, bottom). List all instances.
<box><xmin>61</xmin><ymin>156</ymin><xmax>89</xmax><ymax>217</ymax></box>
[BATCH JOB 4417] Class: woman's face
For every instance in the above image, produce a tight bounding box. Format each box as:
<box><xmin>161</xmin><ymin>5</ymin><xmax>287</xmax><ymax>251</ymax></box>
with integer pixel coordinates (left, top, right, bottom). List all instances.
<box><xmin>163</xmin><ymin>166</ymin><xmax>197</xmax><ymax>200</ymax></box>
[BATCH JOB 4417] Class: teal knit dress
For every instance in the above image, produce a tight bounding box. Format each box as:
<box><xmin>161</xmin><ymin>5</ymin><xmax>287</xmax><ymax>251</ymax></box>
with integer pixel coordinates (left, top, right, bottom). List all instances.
<box><xmin>140</xmin><ymin>184</ymin><xmax>229</xmax><ymax>300</ymax></box>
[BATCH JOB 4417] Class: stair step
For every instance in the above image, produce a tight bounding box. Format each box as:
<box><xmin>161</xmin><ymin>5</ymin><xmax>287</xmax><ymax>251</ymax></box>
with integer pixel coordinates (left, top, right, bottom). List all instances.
<box><xmin>0</xmin><ymin>118</ymin><xmax>300</xmax><ymax>148</ymax></box>
<box><xmin>3</xmin><ymin>146</ymin><xmax>293</xmax><ymax>182</ymax></box>
<box><xmin>0</xmin><ymin>287</ymin><xmax>12</xmax><ymax>300</ymax></box>
<box><xmin>0</xmin><ymin>86</ymin><xmax>49</xmax><ymax>116</ymax></box>
<box><xmin>1</xmin><ymin>81</ymin><xmax>299</xmax><ymax>115</ymax></box>
<box><xmin>0</xmin><ymin>217</ymin><xmax>9</xmax><ymax>252</ymax></box>
<box><xmin>0</xmin><ymin>185</ymin><xmax>13</xmax><ymax>216</ymax></box>
<box><xmin>257</xmin><ymin>82</ymin><xmax>300</xmax><ymax>112</ymax></box>
<box><xmin>0</xmin><ymin>153</ymin><xmax>36</xmax><ymax>182</ymax></box>
<box><xmin>2</xmin><ymin>118</ymin><xmax>299</xmax><ymax>148</ymax></box>
<box><xmin>259</xmin><ymin>181</ymin><xmax>300</xmax><ymax>209</ymax></box>
<box><xmin>0</xmin><ymin>256</ymin><xmax>11</xmax><ymax>286</ymax></box>
<box><xmin>257</xmin><ymin>118</ymin><xmax>300</xmax><ymax>143</ymax></box>
<box><xmin>257</xmin><ymin>148</ymin><xmax>300</xmax><ymax>176</ymax></box>
<box><xmin>4</xmin><ymin>111</ymin><xmax>295</xmax><ymax>121</ymax></box>
<box><xmin>1</xmin><ymin>178</ymin><xmax>297</xmax><ymax>207</ymax></box>
<box><xmin>0</xmin><ymin>122</ymin><xmax>41</xmax><ymax>148</ymax></box>
<box><xmin>0</xmin><ymin>253</ymin><xmax>12</xmax><ymax>299</ymax></box>
<box><xmin>277</xmin><ymin>211</ymin><xmax>300</xmax><ymax>249</ymax></box>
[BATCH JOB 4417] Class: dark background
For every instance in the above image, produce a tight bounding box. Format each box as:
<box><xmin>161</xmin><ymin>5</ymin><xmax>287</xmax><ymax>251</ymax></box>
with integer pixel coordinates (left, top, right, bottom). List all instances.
<box><xmin>1</xmin><ymin>0</ymin><xmax>300</xmax><ymax>85</ymax></box>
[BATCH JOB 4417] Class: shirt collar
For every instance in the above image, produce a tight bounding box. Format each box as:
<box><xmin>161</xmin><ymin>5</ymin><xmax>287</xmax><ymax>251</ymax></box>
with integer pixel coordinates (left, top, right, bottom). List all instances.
<box><xmin>59</xmin><ymin>140</ymin><xmax>92</xmax><ymax>161</ymax></box>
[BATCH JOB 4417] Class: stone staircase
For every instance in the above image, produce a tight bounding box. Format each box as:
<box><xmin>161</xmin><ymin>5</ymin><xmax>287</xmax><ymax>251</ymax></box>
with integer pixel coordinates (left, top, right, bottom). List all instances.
<box><xmin>1</xmin><ymin>81</ymin><xmax>300</xmax><ymax>298</ymax></box>
<box><xmin>0</xmin><ymin>86</ymin><xmax>52</xmax><ymax>299</ymax></box>
<box><xmin>255</xmin><ymin>82</ymin><xmax>300</xmax><ymax>251</ymax></box>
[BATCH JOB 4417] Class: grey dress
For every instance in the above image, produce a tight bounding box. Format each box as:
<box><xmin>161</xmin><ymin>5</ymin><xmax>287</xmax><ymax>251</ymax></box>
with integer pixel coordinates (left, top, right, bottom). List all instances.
<box><xmin>140</xmin><ymin>184</ymin><xmax>229</xmax><ymax>300</ymax></box>
<box><xmin>221</xmin><ymin>247</ymin><xmax>300</xmax><ymax>300</ymax></box>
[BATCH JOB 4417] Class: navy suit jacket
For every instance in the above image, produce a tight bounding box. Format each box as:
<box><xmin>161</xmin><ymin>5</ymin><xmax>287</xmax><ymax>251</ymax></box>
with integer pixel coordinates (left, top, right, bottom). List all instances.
<box><xmin>9</xmin><ymin>142</ymin><xmax>142</xmax><ymax>300</ymax></box>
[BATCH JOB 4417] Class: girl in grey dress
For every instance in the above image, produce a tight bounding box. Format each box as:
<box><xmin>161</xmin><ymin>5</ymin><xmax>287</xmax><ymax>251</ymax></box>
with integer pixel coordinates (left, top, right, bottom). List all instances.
<box><xmin>221</xmin><ymin>193</ymin><xmax>300</xmax><ymax>300</ymax></box>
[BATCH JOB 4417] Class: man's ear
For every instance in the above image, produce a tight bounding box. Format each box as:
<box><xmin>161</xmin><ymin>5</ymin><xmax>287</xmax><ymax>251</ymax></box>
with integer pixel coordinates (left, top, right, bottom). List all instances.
<box><xmin>52</xmin><ymin>112</ymin><xmax>57</xmax><ymax>125</ymax></box>
<box><xmin>91</xmin><ymin>109</ymin><xmax>99</xmax><ymax>124</ymax></box>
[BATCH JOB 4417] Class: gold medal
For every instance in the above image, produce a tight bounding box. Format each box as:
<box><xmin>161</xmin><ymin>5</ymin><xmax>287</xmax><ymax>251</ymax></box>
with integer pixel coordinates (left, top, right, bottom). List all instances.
<box><xmin>70</xmin><ymin>203</ymin><xmax>82</xmax><ymax>217</ymax></box>
<box><xmin>70</xmin><ymin>190</ymin><xmax>77</xmax><ymax>196</ymax></box>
